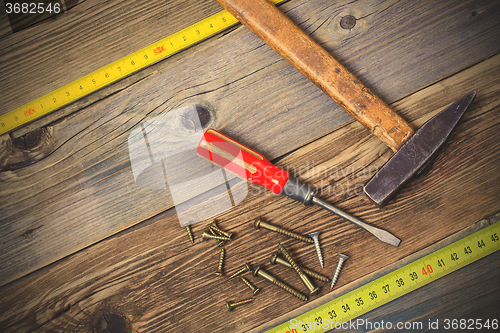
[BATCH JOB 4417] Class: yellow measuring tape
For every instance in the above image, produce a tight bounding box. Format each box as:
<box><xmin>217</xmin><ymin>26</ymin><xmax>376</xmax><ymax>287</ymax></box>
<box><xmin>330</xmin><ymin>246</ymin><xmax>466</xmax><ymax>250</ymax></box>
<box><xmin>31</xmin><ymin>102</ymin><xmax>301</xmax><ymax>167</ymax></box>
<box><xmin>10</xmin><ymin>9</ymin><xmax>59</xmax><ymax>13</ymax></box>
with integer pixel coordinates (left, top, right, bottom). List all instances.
<box><xmin>0</xmin><ymin>0</ymin><xmax>285</xmax><ymax>136</ymax></box>
<box><xmin>266</xmin><ymin>221</ymin><xmax>500</xmax><ymax>332</ymax></box>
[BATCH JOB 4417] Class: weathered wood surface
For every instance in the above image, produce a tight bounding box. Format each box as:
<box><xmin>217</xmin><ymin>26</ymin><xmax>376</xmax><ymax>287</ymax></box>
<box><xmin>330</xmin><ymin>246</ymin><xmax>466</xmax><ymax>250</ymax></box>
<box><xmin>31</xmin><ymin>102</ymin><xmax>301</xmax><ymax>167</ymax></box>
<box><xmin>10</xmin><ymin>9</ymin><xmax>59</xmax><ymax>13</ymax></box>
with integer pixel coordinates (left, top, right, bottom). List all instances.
<box><xmin>0</xmin><ymin>0</ymin><xmax>224</xmax><ymax>122</ymax></box>
<box><xmin>1</xmin><ymin>0</ymin><xmax>500</xmax><ymax>288</ymax></box>
<box><xmin>215</xmin><ymin>0</ymin><xmax>416</xmax><ymax>152</ymax></box>
<box><xmin>0</xmin><ymin>51</ymin><xmax>498</xmax><ymax>332</ymax></box>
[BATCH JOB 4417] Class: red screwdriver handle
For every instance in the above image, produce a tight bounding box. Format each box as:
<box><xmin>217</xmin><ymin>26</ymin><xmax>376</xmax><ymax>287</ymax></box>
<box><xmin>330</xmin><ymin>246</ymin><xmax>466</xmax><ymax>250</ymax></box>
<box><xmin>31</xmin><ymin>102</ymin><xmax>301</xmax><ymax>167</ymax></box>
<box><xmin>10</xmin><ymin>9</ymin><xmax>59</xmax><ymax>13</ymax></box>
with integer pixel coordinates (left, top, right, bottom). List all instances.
<box><xmin>197</xmin><ymin>129</ymin><xmax>290</xmax><ymax>194</ymax></box>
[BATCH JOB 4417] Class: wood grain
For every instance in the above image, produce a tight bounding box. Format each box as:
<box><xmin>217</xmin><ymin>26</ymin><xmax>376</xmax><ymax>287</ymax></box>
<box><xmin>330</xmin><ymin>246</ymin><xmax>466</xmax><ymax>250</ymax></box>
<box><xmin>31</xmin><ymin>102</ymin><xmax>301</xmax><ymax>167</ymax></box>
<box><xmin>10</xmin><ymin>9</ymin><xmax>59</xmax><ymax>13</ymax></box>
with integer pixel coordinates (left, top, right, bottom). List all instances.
<box><xmin>215</xmin><ymin>0</ymin><xmax>415</xmax><ymax>152</ymax></box>
<box><xmin>0</xmin><ymin>0</ymin><xmax>224</xmax><ymax>118</ymax></box>
<box><xmin>1</xmin><ymin>0</ymin><xmax>499</xmax><ymax>138</ymax></box>
<box><xmin>1</xmin><ymin>0</ymin><xmax>499</xmax><ymax>288</ymax></box>
<box><xmin>0</xmin><ymin>52</ymin><xmax>498</xmax><ymax>332</ymax></box>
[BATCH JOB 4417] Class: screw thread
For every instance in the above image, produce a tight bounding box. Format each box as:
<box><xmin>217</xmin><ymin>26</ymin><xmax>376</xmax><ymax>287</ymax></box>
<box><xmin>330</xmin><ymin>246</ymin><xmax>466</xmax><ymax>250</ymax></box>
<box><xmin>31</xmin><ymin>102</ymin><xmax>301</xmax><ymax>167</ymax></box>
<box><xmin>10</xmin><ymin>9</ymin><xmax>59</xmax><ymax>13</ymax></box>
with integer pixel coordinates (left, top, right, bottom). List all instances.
<box><xmin>202</xmin><ymin>232</ymin><xmax>231</xmax><ymax>241</ymax></box>
<box><xmin>230</xmin><ymin>263</ymin><xmax>251</xmax><ymax>279</ymax></box>
<box><xmin>185</xmin><ymin>226</ymin><xmax>194</xmax><ymax>244</ymax></box>
<box><xmin>302</xmin><ymin>267</ymin><xmax>330</xmax><ymax>283</ymax></box>
<box><xmin>209</xmin><ymin>220</ymin><xmax>232</xmax><ymax>239</ymax></box>
<box><xmin>210</xmin><ymin>225</ymin><xmax>232</xmax><ymax>238</ymax></box>
<box><xmin>232</xmin><ymin>298</ymin><xmax>254</xmax><ymax>306</ymax></box>
<box><xmin>227</xmin><ymin>298</ymin><xmax>254</xmax><ymax>311</ymax></box>
<box><xmin>310</xmin><ymin>234</ymin><xmax>324</xmax><ymax>268</ymax></box>
<box><xmin>241</xmin><ymin>277</ymin><xmax>260</xmax><ymax>295</ymax></box>
<box><xmin>330</xmin><ymin>263</ymin><xmax>343</xmax><ymax>289</ymax></box>
<box><xmin>277</xmin><ymin>244</ymin><xmax>303</xmax><ymax>276</ymax></box>
<box><xmin>216</xmin><ymin>248</ymin><xmax>225</xmax><ymax>276</ymax></box>
<box><xmin>272</xmin><ymin>279</ymin><xmax>308</xmax><ymax>301</ymax></box>
<box><xmin>302</xmin><ymin>267</ymin><xmax>330</xmax><ymax>282</ymax></box>
<box><xmin>255</xmin><ymin>219</ymin><xmax>313</xmax><ymax>244</ymax></box>
<box><xmin>276</xmin><ymin>228</ymin><xmax>314</xmax><ymax>243</ymax></box>
<box><xmin>254</xmin><ymin>266</ymin><xmax>308</xmax><ymax>301</ymax></box>
<box><xmin>241</xmin><ymin>277</ymin><xmax>254</xmax><ymax>290</ymax></box>
<box><xmin>278</xmin><ymin>243</ymin><xmax>318</xmax><ymax>295</ymax></box>
<box><xmin>208</xmin><ymin>228</ymin><xmax>225</xmax><ymax>246</ymax></box>
<box><xmin>331</xmin><ymin>254</ymin><xmax>348</xmax><ymax>290</ymax></box>
<box><xmin>272</xmin><ymin>254</ymin><xmax>330</xmax><ymax>282</ymax></box>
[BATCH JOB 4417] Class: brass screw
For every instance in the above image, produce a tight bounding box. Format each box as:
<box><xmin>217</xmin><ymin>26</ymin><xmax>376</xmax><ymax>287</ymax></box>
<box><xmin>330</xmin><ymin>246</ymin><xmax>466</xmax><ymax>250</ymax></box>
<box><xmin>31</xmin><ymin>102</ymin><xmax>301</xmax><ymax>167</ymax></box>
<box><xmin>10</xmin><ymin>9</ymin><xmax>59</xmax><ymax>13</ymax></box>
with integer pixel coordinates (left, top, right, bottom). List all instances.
<box><xmin>254</xmin><ymin>217</ymin><xmax>313</xmax><ymax>244</ymax></box>
<box><xmin>209</xmin><ymin>220</ymin><xmax>232</xmax><ymax>239</ymax></box>
<box><xmin>241</xmin><ymin>277</ymin><xmax>261</xmax><ymax>295</ymax></box>
<box><xmin>202</xmin><ymin>232</ymin><xmax>231</xmax><ymax>242</ymax></box>
<box><xmin>226</xmin><ymin>298</ymin><xmax>254</xmax><ymax>311</ymax></box>
<box><xmin>308</xmin><ymin>232</ymin><xmax>324</xmax><ymax>268</ymax></box>
<box><xmin>185</xmin><ymin>226</ymin><xmax>194</xmax><ymax>244</ymax></box>
<box><xmin>208</xmin><ymin>227</ymin><xmax>225</xmax><ymax>246</ymax></box>
<box><xmin>215</xmin><ymin>248</ymin><xmax>225</xmax><ymax>276</ymax></box>
<box><xmin>253</xmin><ymin>265</ymin><xmax>308</xmax><ymax>301</ymax></box>
<box><xmin>278</xmin><ymin>243</ymin><xmax>319</xmax><ymax>295</ymax></box>
<box><xmin>270</xmin><ymin>253</ymin><xmax>330</xmax><ymax>283</ymax></box>
<box><xmin>230</xmin><ymin>263</ymin><xmax>251</xmax><ymax>279</ymax></box>
<box><xmin>331</xmin><ymin>253</ymin><xmax>349</xmax><ymax>290</ymax></box>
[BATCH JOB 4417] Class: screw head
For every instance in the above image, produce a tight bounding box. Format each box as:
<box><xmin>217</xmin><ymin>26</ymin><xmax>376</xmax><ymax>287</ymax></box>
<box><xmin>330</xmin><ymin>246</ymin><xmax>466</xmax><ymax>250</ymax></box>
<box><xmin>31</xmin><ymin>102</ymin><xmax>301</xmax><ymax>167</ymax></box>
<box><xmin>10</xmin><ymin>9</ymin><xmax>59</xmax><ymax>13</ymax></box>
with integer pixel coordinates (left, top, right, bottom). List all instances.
<box><xmin>254</xmin><ymin>217</ymin><xmax>261</xmax><ymax>229</ymax></box>
<box><xmin>270</xmin><ymin>253</ymin><xmax>278</xmax><ymax>265</ymax></box>
<box><xmin>252</xmin><ymin>265</ymin><xmax>261</xmax><ymax>277</ymax></box>
<box><xmin>226</xmin><ymin>301</ymin><xmax>235</xmax><ymax>311</ymax></box>
<box><xmin>308</xmin><ymin>231</ymin><xmax>320</xmax><ymax>239</ymax></box>
<box><xmin>338</xmin><ymin>253</ymin><xmax>349</xmax><ymax>261</ymax></box>
<box><xmin>253</xmin><ymin>288</ymin><xmax>261</xmax><ymax>296</ymax></box>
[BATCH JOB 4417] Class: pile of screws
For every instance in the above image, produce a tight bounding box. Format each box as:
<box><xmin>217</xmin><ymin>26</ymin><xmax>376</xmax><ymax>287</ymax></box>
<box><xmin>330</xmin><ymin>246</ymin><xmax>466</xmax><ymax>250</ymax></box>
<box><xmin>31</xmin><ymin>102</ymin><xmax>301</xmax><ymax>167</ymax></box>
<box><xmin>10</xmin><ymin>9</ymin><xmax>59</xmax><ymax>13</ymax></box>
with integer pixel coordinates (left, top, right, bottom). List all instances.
<box><xmin>203</xmin><ymin>220</ymin><xmax>232</xmax><ymax>245</ymax></box>
<box><xmin>252</xmin><ymin>217</ymin><xmax>349</xmax><ymax>300</ymax></box>
<box><xmin>194</xmin><ymin>220</ymin><xmax>262</xmax><ymax>311</ymax></box>
<box><xmin>186</xmin><ymin>217</ymin><xmax>349</xmax><ymax>311</ymax></box>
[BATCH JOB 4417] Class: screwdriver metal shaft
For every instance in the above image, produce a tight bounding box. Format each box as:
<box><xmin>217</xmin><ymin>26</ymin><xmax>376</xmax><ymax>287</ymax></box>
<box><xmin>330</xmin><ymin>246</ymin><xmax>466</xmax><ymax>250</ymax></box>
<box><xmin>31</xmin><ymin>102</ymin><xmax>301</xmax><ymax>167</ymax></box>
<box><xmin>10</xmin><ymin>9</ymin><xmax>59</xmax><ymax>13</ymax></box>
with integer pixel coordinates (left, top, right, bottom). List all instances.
<box><xmin>312</xmin><ymin>197</ymin><xmax>401</xmax><ymax>247</ymax></box>
<box><xmin>282</xmin><ymin>175</ymin><xmax>400</xmax><ymax>247</ymax></box>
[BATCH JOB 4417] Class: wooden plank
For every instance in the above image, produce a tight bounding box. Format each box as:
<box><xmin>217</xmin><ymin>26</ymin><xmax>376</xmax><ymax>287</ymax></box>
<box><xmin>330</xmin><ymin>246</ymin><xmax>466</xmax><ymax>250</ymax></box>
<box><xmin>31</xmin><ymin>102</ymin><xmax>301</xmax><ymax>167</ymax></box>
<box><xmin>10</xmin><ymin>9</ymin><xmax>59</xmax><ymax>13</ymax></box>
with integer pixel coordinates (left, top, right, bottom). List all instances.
<box><xmin>0</xmin><ymin>0</ymin><xmax>224</xmax><ymax>119</ymax></box>
<box><xmin>0</xmin><ymin>0</ymin><xmax>499</xmax><ymax>287</ymax></box>
<box><xmin>0</xmin><ymin>53</ymin><xmax>498</xmax><ymax>332</ymax></box>
<box><xmin>0</xmin><ymin>5</ymin><xmax>13</xmax><ymax>39</ymax></box>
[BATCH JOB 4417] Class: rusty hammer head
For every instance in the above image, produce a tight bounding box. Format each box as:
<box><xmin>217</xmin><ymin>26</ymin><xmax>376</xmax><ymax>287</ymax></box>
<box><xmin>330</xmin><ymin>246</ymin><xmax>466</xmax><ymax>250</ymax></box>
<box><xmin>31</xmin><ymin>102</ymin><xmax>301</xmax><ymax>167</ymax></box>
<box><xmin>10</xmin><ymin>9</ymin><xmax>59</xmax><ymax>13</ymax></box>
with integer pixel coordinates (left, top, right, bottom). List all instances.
<box><xmin>363</xmin><ymin>91</ymin><xmax>476</xmax><ymax>206</ymax></box>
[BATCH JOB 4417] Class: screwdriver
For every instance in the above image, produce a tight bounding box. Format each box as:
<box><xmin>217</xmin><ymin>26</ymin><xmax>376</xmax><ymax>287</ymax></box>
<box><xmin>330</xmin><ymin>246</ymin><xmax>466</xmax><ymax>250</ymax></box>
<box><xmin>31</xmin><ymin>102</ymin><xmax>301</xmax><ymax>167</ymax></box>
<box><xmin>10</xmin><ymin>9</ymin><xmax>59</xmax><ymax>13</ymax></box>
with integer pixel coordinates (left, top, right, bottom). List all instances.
<box><xmin>197</xmin><ymin>129</ymin><xmax>400</xmax><ymax>246</ymax></box>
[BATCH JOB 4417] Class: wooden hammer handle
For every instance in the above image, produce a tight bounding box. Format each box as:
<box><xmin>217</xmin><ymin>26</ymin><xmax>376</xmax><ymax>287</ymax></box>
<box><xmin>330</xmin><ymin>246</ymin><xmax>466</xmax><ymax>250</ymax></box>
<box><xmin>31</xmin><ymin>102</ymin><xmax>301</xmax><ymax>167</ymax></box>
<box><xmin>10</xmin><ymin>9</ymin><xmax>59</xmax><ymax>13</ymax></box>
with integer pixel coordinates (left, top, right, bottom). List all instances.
<box><xmin>214</xmin><ymin>0</ymin><xmax>415</xmax><ymax>151</ymax></box>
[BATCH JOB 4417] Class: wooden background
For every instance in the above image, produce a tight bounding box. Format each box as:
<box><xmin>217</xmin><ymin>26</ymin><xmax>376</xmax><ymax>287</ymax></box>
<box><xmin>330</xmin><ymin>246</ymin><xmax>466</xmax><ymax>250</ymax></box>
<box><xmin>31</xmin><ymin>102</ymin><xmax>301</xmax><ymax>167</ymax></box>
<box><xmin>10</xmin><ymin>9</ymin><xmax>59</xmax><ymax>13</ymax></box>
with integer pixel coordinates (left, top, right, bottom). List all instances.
<box><xmin>0</xmin><ymin>0</ymin><xmax>499</xmax><ymax>332</ymax></box>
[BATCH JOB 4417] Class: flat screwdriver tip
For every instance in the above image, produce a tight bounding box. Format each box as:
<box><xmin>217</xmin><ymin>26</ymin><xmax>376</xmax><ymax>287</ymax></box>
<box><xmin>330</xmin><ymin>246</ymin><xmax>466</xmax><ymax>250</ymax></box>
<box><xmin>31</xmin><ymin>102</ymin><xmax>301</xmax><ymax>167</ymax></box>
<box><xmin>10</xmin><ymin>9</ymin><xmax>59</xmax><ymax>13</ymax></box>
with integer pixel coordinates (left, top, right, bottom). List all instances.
<box><xmin>311</xmin><ymin>196</ymin><xmax>401</xmax><ymax>247</ymax></box>
<box><xmin>388</xmin><ymin>236</ymin><xmax>401</xmax><ymax>247</ymax></box>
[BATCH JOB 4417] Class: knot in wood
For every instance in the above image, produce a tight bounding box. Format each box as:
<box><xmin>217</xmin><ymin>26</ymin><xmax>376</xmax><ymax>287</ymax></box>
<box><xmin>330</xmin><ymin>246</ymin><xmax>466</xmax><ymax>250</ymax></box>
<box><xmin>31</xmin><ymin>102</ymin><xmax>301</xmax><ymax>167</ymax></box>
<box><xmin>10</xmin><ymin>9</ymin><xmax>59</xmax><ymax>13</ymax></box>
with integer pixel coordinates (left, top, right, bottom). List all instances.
<box><xmin>181</xmin><ymin>105</ymin><xmax>211</xmax><ymax>130</ymax></box>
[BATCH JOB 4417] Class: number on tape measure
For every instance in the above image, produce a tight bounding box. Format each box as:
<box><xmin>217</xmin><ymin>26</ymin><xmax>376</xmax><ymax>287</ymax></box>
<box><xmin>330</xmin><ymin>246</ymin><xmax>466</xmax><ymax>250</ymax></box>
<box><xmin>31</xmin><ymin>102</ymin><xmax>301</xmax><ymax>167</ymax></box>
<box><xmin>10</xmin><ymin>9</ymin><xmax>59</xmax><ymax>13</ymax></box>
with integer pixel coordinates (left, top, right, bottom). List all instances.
<box><xmin>267</xmin><ymin>221</ymin><xmax>500</xmax><ymax>333</ymax></box>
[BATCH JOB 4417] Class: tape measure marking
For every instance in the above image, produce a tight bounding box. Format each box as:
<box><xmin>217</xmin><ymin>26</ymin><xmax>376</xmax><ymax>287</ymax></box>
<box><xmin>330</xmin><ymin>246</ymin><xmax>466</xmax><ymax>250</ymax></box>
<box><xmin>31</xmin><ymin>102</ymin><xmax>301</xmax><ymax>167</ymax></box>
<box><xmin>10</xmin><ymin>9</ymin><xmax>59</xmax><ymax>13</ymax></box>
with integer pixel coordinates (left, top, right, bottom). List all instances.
<box><xmin>266</xmin><ymin>221</ymin><xmax>500</xmax><ymax>332</ymax></box>
<box><xmin>0</xmin><ymin>0</ymin><xmax>285</xmax><ymax>135</ymax></box>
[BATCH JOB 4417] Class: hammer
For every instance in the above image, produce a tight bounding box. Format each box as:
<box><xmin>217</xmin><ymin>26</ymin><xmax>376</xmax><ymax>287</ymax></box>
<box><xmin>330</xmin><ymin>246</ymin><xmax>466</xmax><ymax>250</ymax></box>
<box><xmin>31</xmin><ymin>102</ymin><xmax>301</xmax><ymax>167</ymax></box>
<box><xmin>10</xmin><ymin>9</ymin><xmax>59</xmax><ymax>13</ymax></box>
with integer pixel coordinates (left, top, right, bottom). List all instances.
<box><xmin>213</xmin><ymin>0</ymin><xmax>475</xmax><ymax>206</ymax></box>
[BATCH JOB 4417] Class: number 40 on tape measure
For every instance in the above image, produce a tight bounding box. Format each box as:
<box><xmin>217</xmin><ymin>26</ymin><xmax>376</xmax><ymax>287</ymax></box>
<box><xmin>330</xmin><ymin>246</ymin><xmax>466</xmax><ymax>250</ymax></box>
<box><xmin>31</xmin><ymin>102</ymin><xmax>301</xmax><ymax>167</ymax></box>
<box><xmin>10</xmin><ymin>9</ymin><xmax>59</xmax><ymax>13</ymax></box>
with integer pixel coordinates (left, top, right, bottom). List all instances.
<box><xmin>267</xmin><ymin>221</ymin><xmax>500</xmax><ymax>333</ymax></box>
